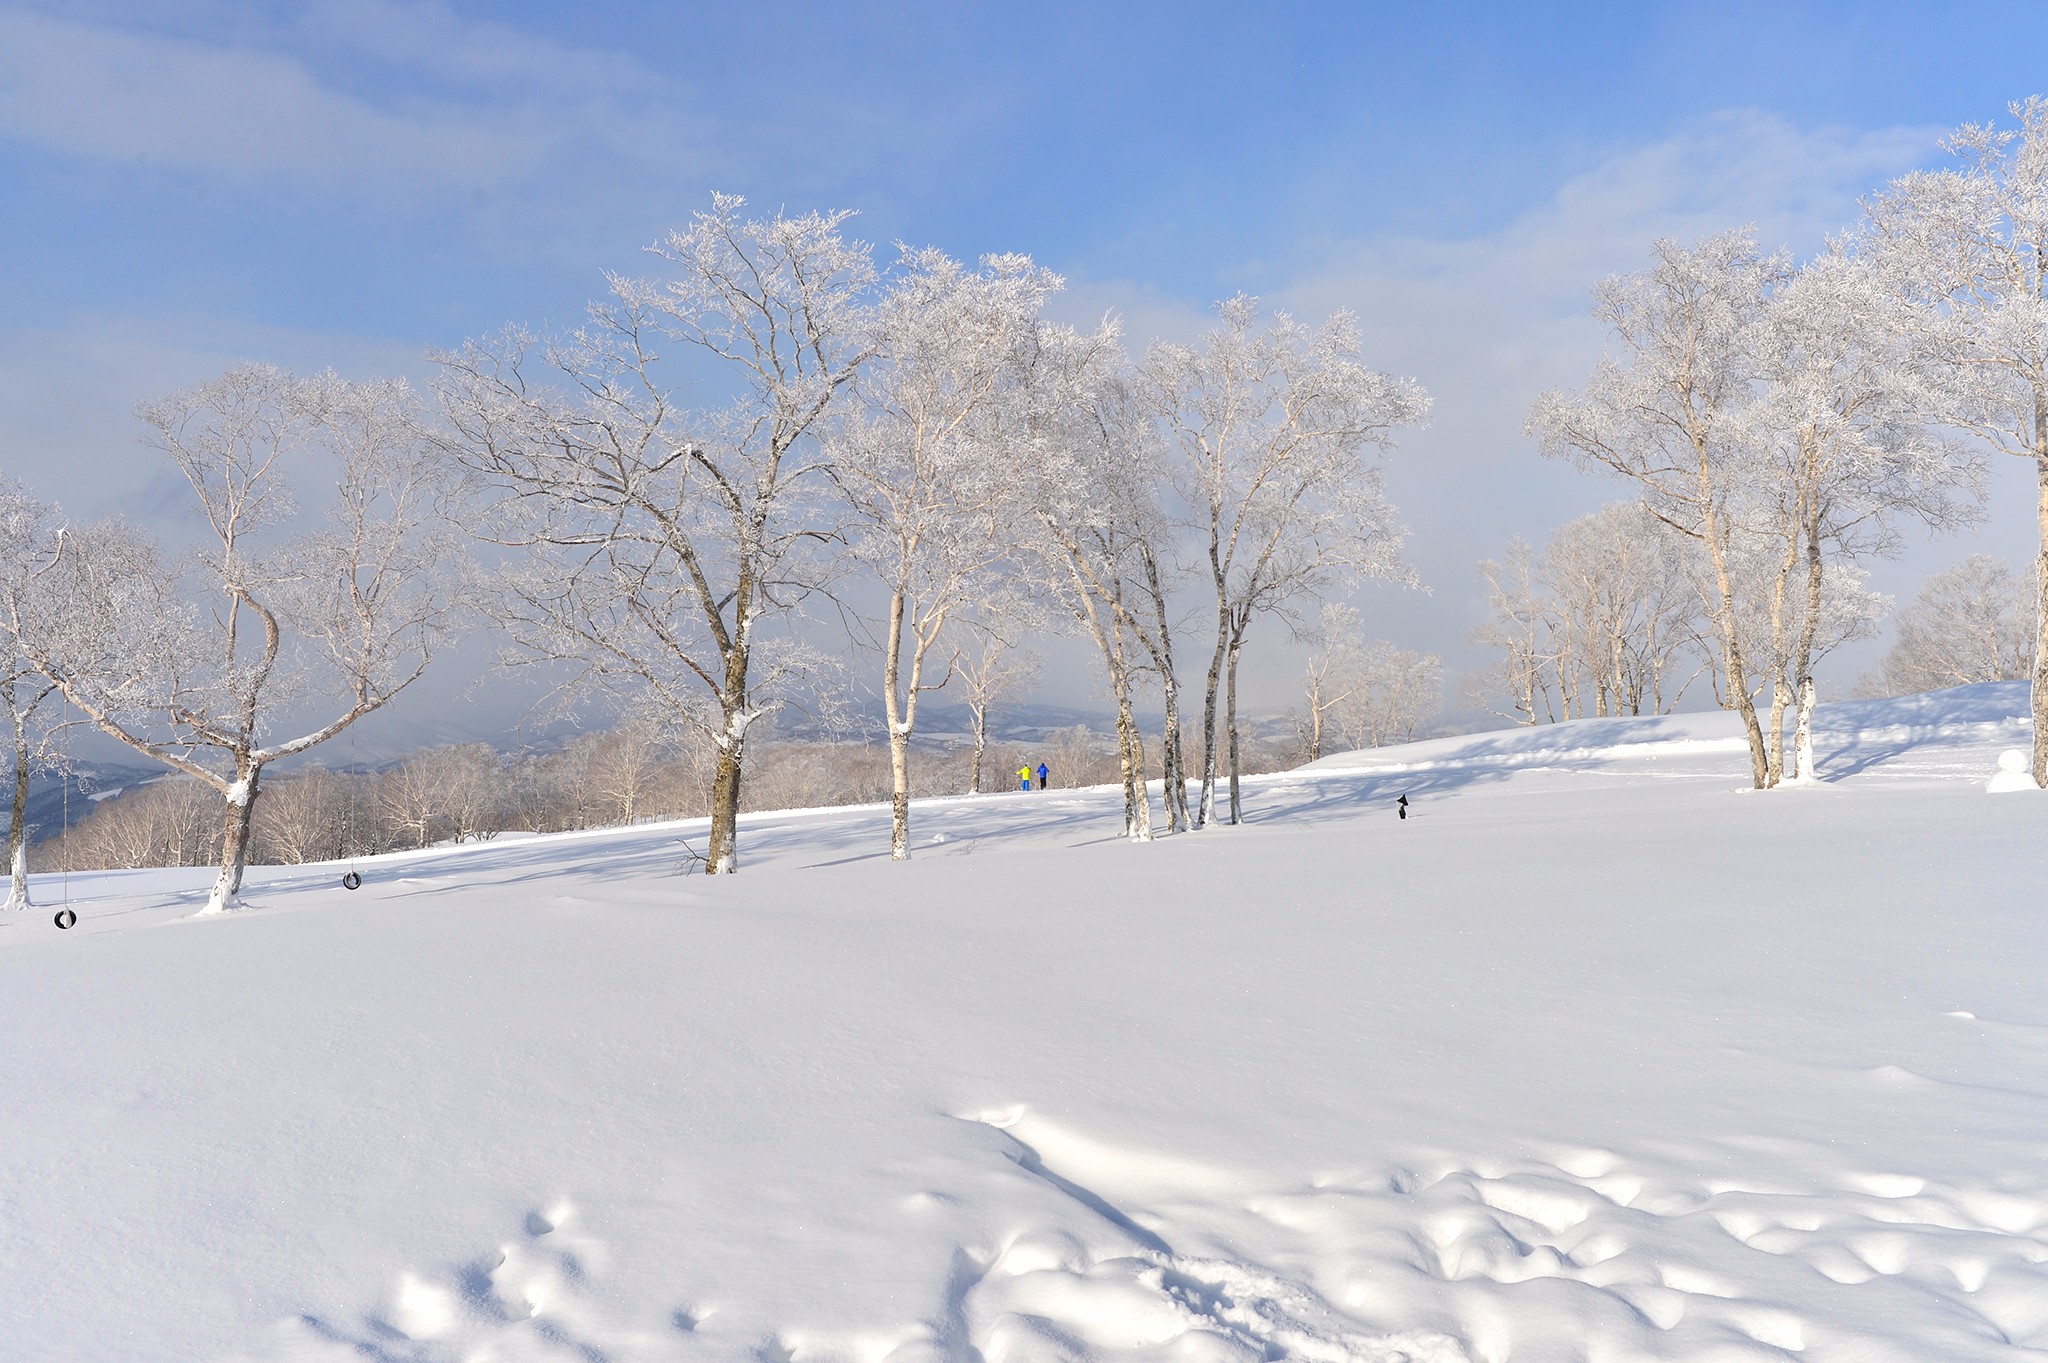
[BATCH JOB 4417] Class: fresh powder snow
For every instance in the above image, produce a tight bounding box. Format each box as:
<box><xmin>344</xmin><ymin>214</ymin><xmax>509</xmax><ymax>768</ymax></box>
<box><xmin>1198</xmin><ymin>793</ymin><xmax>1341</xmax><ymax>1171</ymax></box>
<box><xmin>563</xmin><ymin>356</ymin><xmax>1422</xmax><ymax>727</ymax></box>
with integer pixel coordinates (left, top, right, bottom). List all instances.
<box><xmin>2</xmin><ymin>683</ymin><xmax>2045</xmax><ymax>1361</ymax></box>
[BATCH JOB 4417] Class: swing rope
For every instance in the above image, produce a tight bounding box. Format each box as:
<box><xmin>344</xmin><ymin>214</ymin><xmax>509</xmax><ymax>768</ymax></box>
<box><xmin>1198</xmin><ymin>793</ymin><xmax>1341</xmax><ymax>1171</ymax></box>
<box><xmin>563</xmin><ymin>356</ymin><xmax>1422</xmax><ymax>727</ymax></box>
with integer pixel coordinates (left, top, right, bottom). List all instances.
<box><xmin>341</xmin><ymin>725</ymin><xmax>362</xmax><ymax>891</ymax></box>
<box><xmin>54</xmin><ymin>736</ymin><xmax>75</xmax><ymax>930</ymax></box>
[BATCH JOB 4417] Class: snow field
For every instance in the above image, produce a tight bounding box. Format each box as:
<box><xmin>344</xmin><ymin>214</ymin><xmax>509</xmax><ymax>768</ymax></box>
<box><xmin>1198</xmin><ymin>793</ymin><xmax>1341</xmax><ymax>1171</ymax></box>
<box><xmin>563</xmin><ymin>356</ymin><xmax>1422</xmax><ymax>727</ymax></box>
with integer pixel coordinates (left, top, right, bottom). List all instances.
<box><xmin>1</xmin><ymin>683</ymin><xmax>2045</xmax><ymax>1361</ymax></box>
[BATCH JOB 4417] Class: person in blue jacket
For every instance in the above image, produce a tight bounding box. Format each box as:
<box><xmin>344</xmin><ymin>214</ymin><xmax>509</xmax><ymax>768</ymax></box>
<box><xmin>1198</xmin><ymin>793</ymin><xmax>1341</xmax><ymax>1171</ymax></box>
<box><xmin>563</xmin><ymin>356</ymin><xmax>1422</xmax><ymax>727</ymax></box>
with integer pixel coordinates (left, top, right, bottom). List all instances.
<box><xmin>1036</xmin><ymin>762</ymin><xmax>1049</xmax><ymax>790</ymax></box>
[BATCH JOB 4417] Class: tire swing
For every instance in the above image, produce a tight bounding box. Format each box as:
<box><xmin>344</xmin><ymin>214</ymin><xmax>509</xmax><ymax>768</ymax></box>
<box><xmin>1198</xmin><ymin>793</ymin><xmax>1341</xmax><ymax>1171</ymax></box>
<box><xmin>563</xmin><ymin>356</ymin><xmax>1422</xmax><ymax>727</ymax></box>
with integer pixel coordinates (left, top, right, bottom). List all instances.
<box><xmin>339</xmin><ymin>732</ymin><xmax>364</xmax><ymax>892</ymax></box>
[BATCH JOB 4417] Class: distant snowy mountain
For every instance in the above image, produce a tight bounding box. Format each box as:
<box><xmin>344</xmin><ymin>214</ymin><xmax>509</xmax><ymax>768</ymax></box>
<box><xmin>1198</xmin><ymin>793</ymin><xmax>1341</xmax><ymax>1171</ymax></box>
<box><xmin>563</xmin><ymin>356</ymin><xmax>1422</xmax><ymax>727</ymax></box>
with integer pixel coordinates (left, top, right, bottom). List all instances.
<box><xmin>5</xmin><ymin>760</ymin><xmax>166</xmax><ymax>842</ymax></box>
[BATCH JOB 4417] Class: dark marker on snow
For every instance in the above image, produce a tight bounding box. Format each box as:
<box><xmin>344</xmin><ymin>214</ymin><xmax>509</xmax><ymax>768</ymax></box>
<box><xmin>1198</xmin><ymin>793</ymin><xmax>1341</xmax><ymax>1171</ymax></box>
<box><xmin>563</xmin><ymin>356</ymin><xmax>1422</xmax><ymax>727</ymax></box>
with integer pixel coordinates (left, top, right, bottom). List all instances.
<box><xmin>1397</xmin><ymin>794</ymin><xmax>1409</xmax><ymax>820</ymax></box>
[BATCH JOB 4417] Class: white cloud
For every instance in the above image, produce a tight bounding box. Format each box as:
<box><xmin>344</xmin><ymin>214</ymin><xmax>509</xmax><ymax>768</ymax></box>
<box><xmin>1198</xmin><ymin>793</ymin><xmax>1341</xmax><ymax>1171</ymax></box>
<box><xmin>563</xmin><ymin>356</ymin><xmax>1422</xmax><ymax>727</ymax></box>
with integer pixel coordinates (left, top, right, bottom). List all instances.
<box><xmin>1201</xmin><ymin>112</ymin><xmax>1974</xmax><ymax>706</ymax></box>
<box><xmin>0</xmin><ymin>4</ymin><xmax>710</xmax><ymax>206</ymax></box>
<box><xmin>0</xmin><ymin>312</ymin><xmax>424</xmax><ymax>529</ymax></box>
<box><xmin>0</xmin><ymin>8</ymin><xmax>540</xmax><ymax>193</ymax></box>
<box><xmin>296</xmin><ymin>0</ymin><xmax>648</xmax><ymax>92</ymax></box>
<box><xmin>1022</xmin><ymin>113</ymin><xmax>1988</xmax><ymax>713</ymax></box>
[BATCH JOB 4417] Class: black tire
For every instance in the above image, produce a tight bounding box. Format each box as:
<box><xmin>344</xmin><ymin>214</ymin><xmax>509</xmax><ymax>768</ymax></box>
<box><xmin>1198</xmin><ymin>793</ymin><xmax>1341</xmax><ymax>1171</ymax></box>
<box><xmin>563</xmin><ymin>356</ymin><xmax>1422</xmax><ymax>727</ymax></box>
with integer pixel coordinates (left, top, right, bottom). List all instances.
<box><xmin>54</xmin><ymin>909</ymin><xmax>76</xmax><ymax>930</ymax></box>
<box><xmin>342</xmin><ymin>872</ymin><xmax>362</xmax><ymax>891</ymax></box>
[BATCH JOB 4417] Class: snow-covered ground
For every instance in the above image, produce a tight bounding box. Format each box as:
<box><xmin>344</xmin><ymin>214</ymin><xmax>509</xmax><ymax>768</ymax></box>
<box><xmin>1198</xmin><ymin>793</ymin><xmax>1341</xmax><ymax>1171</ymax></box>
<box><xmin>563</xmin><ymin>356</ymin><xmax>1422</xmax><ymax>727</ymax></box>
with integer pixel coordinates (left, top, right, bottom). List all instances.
<box><xmin>3</xmin><ymin>683</ymin><xmax>2045</xmax><ymax>1362</ymax></box>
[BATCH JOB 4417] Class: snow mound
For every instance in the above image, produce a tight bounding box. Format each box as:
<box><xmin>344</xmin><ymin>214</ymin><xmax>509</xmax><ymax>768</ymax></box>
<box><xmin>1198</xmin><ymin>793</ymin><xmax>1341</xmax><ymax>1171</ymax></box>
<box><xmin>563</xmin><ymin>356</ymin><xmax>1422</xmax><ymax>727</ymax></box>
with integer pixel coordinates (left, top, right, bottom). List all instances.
<box><xmin>1987</xmin><ymin>747</ymin><xmax>2041</xmax><ymax>793</ymax></box>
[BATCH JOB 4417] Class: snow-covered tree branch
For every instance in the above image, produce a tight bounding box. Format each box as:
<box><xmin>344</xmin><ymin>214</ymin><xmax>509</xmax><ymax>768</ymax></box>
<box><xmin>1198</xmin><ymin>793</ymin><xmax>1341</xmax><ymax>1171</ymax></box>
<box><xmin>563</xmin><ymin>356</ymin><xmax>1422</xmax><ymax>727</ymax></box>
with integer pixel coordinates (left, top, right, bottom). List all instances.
<box><xmin>435</xmin><ymin>195</ymin><xmax>876</xmax><ymax>875</ymax></box>
<box><xmin>833</xmin><ymin>247</ymin><xmax>1058</xmax><ymax>860</ymax></box>
<box><xmin>5</xmin><ymin>366</ymin><xmax>466</xmax><ymax>913</ymax></box>
<box><xmin>1143</xmin><ymin>296</ymin><xmax>1429</xmax><ymax>825</ymax></box>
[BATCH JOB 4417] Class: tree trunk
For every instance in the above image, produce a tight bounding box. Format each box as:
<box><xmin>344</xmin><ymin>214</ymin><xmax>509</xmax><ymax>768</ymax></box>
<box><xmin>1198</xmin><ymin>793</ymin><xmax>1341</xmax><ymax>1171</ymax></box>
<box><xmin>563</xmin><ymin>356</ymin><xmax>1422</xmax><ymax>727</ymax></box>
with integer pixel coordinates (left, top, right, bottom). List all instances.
<box><xmin>1197</xmin><ymin>602</ymin><xmax>1228</xmax><ymax>829</ymax></box>
<box><xmin>1159</xmin><ymin>680</ymin><xmax>1187</xmax><ymax>831</ymax></box>
<box><xmin>1225</xmin><ymin>625</ymin><xmax>1245</xmax><ymax>825</ymax></box>
<box><xmin>1700</xmin><ymin>507</ymin><xmax>1771</xmax><ymax>789</ymax></box>
<box><xmin>1792</xmin><ymin>676</ymin><xmax>1816</xmax><ymax>784</ymax></box>
<box><xmin>1143</xmin><ymin>549</ymin><xmax>1191</xmax><ymax>833</ymax></box>
<box><xmin>705</xmin><ymin>639</ymin><xmax>753</xmax><ymax>875</ymax></box>
<box><xmin>968</xmin><ymin>700</ymin><xmax>987</xmax><ymax>795</ymax></box>
<box><xmin>204</xmin><ymin>761</ymin><xmax>261</xmax><ymax>915</ymax></box>
<box><xmin>706</xmin><ymin>736</ymin><xmax>744</xmax><ymax>874</ymax></box>
<box><xmin>883</xmin><ymin>587</ymin><xmax>915</xmax><ymax>862</ymax></box>
<box><xmin>6</xmin><ymin>725</ymin><xmax>27</xmax><ymax>911</ymax></box>
<box><xmin>1761</xmin><ymin>515</ymin><xmax>1803</xmax><ymax>787</ymax></box>
<box><xmin>1115</xmin><ymin>672</ymin><xmax>1151</xmax><ymax>842</ymax></box>
<box><xmin>1766</xmin><ymin>677</ymin><xmax>1791</xmax><ymax>788</ymax></box>
<box><xmin>888</xmin><ymin>727</ymin><xmax>912</xmax><ymax>861</ymax></box>
<box><xmin>1787</xmin><ymin>519</ymin><xmax>1828</xmax><ymax>784</ymax></box>
<box><xmin>2034</xmin><ymin>450</ymin><xmax>2048</xmax><ymax>788</ymax></box>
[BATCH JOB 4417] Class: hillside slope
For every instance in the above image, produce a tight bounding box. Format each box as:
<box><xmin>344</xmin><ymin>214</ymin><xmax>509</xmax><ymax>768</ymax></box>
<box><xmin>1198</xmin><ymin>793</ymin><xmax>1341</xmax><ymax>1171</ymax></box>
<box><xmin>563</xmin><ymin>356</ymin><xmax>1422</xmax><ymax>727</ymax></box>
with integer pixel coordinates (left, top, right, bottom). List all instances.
<box><xmin>2</xmin><ymin>684</ymin><xmax>2044</xmax><ymax>1362</ymax></box>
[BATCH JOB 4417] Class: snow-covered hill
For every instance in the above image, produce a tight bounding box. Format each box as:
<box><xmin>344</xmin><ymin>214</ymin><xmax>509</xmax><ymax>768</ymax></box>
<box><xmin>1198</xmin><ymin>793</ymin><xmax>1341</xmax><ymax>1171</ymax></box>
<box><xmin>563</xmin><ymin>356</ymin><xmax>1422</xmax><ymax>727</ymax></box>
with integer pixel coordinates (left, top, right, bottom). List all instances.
<box><xmin>2</xmin><ymin>684</ymin><xmax>2044</xmax><ymax>1362</ymax></box>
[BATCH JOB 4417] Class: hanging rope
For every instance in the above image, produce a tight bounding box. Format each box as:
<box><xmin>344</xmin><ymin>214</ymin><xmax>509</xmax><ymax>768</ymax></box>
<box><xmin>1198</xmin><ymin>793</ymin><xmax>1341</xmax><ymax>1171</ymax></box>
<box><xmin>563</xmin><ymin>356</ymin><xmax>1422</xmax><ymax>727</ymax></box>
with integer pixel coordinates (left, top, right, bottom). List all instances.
<box><xmin>341</xmin><ymin>724</ymin><xmax>362</xmax><ymax>891</ymax></box>
<box><xmin>55</xmin><ymin>736</ymin><xmax>74</xmax><ymax>929</ymax></box>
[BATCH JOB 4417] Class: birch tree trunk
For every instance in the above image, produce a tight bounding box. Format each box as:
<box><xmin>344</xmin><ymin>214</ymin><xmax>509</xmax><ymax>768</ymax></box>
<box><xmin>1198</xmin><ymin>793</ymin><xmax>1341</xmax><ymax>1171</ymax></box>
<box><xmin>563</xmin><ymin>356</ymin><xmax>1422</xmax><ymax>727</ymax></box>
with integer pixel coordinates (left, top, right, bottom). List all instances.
<box><xmin>1792</xmin><ymin>676</ymin><xmax>1817</xmax><ymax>784</ymax></box>
<box><xmin>706</xmin><ymin>638</ymin><xmax>754</xmax><ymax>875</ymax></box>
<box><xmin>1143</xmin><ymin>550</ymin><xmax>1192</xmax><ymax>833</ymax></box>
<box><xmin>1159</xmin><ymin>678</ymin><xmax>1187</xmax><ymax>829</ymax></box>
<box><xmin>5</xmin><ymin>718</ymin><xmax>28</xmax><ymax>911</ymax></box>
<box><xmin>1789</xmin><ymin>519</ymin><xmax>1828</xmax><ymax>783</ymax></box>
<box><xmin>2035</xmin><ymin>450</ymin><xmax>2048</xmax><ymax>787</ymax></box>
<box><xmin>968</xmin><ymin>700</ymin><xmax>988</xmax><ymax>796</ymax></box>
<box><xmin>1113</xmin><ymin>629</ymin><xmax>1151</xmax><ymax>842</ymax></box>
<box><xmin>1198</xmin><ymin>598</ymin><xmax>1228</xmax><ymax>828</ymax></box>
<box><xmin>884</xmin><ymin>586</ymin><xmax>915</xmax><ymax>862</ymax></box>
<box><xmin>1225</xmin><ymin>623</ymin><xmax>1246</xmax><ymax>825</ymax></box>
<box><xmin>1764</xmin><ymin>536</ymin><xmax>1800</xmax><ymax>789</ymax></box>
<box><xmin>1703</xmin><ymin>509</ymin><xmax>1772</xmax><ymax>789</ymax></box>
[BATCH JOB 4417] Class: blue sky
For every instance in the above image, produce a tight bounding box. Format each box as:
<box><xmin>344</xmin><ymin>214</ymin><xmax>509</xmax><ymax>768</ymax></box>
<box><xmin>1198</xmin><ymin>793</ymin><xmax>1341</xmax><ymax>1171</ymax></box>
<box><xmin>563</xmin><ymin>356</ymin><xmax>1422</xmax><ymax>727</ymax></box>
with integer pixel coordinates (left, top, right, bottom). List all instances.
<box><xmin>1</xmin><ymin>1</ymin><xmax>2043</xmax><ymax>728</ymax></box>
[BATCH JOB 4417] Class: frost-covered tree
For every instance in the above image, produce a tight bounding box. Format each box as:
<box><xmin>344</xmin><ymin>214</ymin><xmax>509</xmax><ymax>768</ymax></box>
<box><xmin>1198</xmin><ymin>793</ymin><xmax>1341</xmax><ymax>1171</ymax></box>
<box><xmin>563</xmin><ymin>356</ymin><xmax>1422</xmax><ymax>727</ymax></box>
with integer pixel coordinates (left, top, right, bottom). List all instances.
<box><xmin>41</xmin><ymin>775</ymin><xmax>219</xmax><ymax>873</ymax></box>
<box><xmin>953</xmin><ymin>622</ymin><xmax>1040</xmax><ymax>796</ymax></box>
<box><xmin>1294</xmin><ymin>603</ymin><xmax>1440</xmax><ymax>757</ymax></box>
<box><xmin>1023</xmin><ymin>322</ymin><xmax>1169</xmax><ymax>841</ymax></box>
<box><xmin>1335</xmin><ymin>641</ymin><xmax>1443</xmax><ymax>750</ymax></box>
<box><xmin>1742</xmin><ymin>243</ymin><xmax>1978</xmax><ymax>782</ymax></box>
<box><xmin>251</xmin><ymin>768</ymin><xmax>351</xmax><ymax>866</ymax></box>
<box><xmin>580</xmin><ymin>712</ymin><xmax>672</xmax><ymax>826</ymax></box>
<box><xmin>1143</xmin><ymin>296</ymin><xmax>1428</xmax><ymax>825</ymax></box>
<box><xmin>1469</xmin><ymin>538</ymin><xmax>1557</xmax><ymax>726</ymax></box>
<box><xmin>1542</xmin><ymin>503</ymin><xmax>1705</xmax><ymax>720</ymax></box>
<box><xmin>0</xmin><ymin>482</ymin><xmax>67</xmax><ymax>910</ymax></box>
<box><xmin>1857</xmin><ymin>555</ymin><xmax>2039</xmax><ymax>698</ymax></box>
<box><xmin>1864</xmin><ymin>97</ymin><xmax>2048</xmax><ymax>785</ymax></box>
<box><xmin>1705</xmin><ymin>536</ymin><xmax>1887</xmax><ymax>782</ymax></box>
<box><xmin>5</xmin><ymin>366</ymin><xmax>464</xmax><ymax>913</ymax></box>
<box><xmin>1528</xmin><ymin>231</ymin><xmax>1789</xmax><ymax>788</ymax></box>
<box><xmin>1469</xmin><ymin>507</ymin><xmax>1704</xmax><ymax>727</ymax></box>
<box><xmin>437</xmin><ymin>195</ymin><xmax>876</xmax><ymax>874</ymax></box>
<box><xmin>834</xmin><ymin>248</ymin><xmax>1057</xmax><ymax>860</ymax></box>
<box><xmin>1296</xmin><ymin>602</ymin><xmax>1364</xmax><ymax>763</ymax></box>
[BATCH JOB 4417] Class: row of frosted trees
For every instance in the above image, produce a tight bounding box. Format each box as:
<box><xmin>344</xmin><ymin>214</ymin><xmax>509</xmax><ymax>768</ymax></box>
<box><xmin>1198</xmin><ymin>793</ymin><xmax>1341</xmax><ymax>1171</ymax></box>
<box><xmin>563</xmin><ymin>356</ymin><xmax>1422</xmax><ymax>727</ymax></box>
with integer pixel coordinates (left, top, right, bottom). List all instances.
<box><xmin>1472</xmin><ymin>97</ymin><xmax>2048</xmax><ymax>791</ymax></box>
<box><xmin>37</xmin><ymin>720</ymin><xmax>1156</xmax><ymax>874</ymax></box>
<box><xmin>1472</xmin><ymin>511</ymin><xmax>2035</xmax><ymax>722</ymax></box>
<box><xmin>0</xmin><ymin>198</ymin><xmax>1430</xmax><ymax>909</ymax></box>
